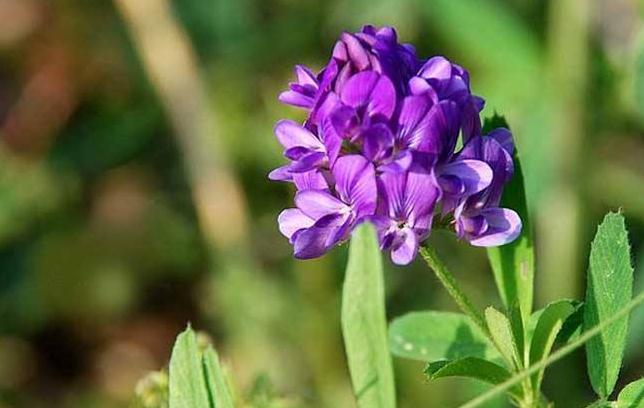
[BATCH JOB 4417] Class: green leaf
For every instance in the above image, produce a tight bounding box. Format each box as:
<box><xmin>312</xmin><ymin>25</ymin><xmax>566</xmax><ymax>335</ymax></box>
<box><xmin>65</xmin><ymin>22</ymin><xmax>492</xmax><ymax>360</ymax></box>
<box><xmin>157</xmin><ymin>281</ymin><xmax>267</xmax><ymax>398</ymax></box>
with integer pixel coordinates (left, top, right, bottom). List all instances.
<box><xmin>556</xmin><ymin>302</ymin><xmax>584</xmax><ymax>344</ymax></box>
<box><xmin>425</xmin><ymin>357</ymin><xmax>511</xmax><ymax>385</ymax></box>
<box><xmin>169</xmin><ymin>326</ymin><xmax>211</xmax><ymax>408</ymax></box>
<box><xmin>617</xmin><ymin>378</ymin><xmax>644</xmax><ymax>408</ymax></box>
<box><xmin>508</xmin><ymin>302</ymin><xmax>526</xmax><ymax>367</ymax></box>
<box><xmin>527</xmin><ymin>300</ymin><xmax>583</xmax><ymax>344</ymax></box>
<box><xmin>584</xmin><ymin>212</ymin><xmax>634</xmax><ymax>398</ymax></box>
<box><xmin>528</xmin><ymin>300</ymin><xmax>575</xmax><ymax>391</ymax></box>
<box><xmin>389</xmin><ymin>311</ymin><xmax>499</xmax><ymax>362</ymax></box>
<box><xmin>342</xmin><ymin>224</ymin><xmax>396</xmax><ymax>408</ymax></box>
<box><xmin>485</xmin><ymin>307</ymin><xmax>521</xmax><ymax>369</ymax></box>
<box><xmin>203</xmin><ymin>346</ymin><xmax>234</xmax><ymax>408</ymax></box>
<box><xmin>482</xmin><ymin>113</ymin><xmax>510</xmax><ymax>134</ymax></box>
<box><xmin>486</xmin><ymin>139</ymin><xmax>534</xmax><ymax>324</ymax></box>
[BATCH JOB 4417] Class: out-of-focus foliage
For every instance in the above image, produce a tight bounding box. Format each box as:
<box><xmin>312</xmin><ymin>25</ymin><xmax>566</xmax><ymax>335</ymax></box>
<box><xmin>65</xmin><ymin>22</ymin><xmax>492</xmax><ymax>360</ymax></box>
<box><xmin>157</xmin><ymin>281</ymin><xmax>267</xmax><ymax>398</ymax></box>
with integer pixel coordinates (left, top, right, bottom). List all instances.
<box><xmin>0</xmin><ymin>0</ymin><xmax>642</xmax><ymax>407</ymax></box>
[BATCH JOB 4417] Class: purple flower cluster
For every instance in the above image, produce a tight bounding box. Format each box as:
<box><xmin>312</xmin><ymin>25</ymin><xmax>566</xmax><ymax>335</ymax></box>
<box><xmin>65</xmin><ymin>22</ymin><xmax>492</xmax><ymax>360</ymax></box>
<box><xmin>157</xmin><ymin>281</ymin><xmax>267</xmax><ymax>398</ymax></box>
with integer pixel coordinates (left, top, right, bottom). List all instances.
<box><xmin>270</xmin><ymin>25</ymin><xmax>521</xmax><ymax>265</ymax></box>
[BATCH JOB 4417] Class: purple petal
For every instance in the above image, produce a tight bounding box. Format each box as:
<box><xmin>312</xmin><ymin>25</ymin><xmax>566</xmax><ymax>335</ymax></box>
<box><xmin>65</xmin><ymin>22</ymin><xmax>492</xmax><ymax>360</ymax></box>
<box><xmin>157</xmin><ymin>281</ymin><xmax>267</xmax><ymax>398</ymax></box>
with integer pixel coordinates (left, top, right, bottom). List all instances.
<box><xmin>488</xmin><ymin>128</ymin><xmax>514</xmax><ymax>155</ymax></box>
<box><xmin>404</xmin><ymin>170</ymin><xmax>440</xmax><ymax>228</ymax></box>
<box><xmin>278</xmin><ymin>90</ymin><xmax>314</xmax><ymax>108</ymax></box>
<box><xmin>378</xmin><ymin>171</ymin><xmax>406</xmax><ymax>219</ymax></box>
<box><xmin>332</xmin><ymin>155</ymin><xmax>377</xmax><ymax>216</ymax></box>
<box><xmin>294</xmin><ymin>65</ymin><xmax>317</xmax><ymax>87</ymax></box>
<box><xmin>409</xmin><ymin>76</ymin><xmax>433</xmax><ymax>96</ymax></box>
<box><xmin>467</xmin><ymin>208</ymin><xmax>522</xmax><ymax>247</ymax></box>
<box><xmin>334</xmin><ymin>62</ymin><xmax>354</xmax><ymax>94</ymax></box>
<box><xmin>362</xmin><ymin>123</ymin><xmax>394</xmax><ymax>161</ymax></box>
<box><xmin>378</xmin><ymin>150</ymin><xmax>413</xmax><ymax>173</ymax></box>
<box><xmin>332</xmin><ymin>41</ymin><xmax>348</xmax><ymax>61</ymax></box>
<box><xmin>367</xmin><ymin>215</ymin><xmax>396</xmax><ymax>246</ymax></box>
<box><xmin>278</xmin><ymin>208</ymin><xmax>315</xmax><ymax>240</ymax></box>
<box><xmin>268</xmin><ymin>165</ymin><xmax>293</xmax><ymax>181</ymax></box>
<box><xmin>340</xmin><ymin>71</ymin><xmax>396</xmax><ymax>119</ymax></box>
<box><xmin>459</xmin><ymin>136</ymin><xmax>514</xmax><ymax>207</ymax></box>
<box><xmin>274</xmin><ymin>120</ymin><xmax>322</xmax><ymax>150</ymax></box>
<box><xmin>293</xmin><ymin>170</ymin><xmax>328</xmax><ymax>191</ymax></box>
<box><xmin>312</xmin><ymin>92</ymin><xmax>341</xmax><ymax>125</ymax></box>
<box><xmin>397</xmin><ymin>95</ymin><xmax>433</xmax><ymax>147</ymax></box>
<box><xmin>340</xmin><ymin>32</ymin><xmax>370</xmax><ymax>70</ymax></box>
<box><xmin>295</xmin><ymin>189</ymin><xmax>347</xmax><ymax>219</ymax></box>
<box><xmin>459</xmin><ymin>214</ymin><xmax>488</xmax><ymax>238</ymax></box>
<box><xmin>439</xmin><ymin>159</ymin><xmax>493</xmax><ymax>197</ymax></box>
<box><xmin>288</xmin><ymin>151</ymin><xmax>326</xmax><ymax>173</ymax></box>
<box><xmin>292</xmin><ymin>214</ymin><xmax>349</xmax><ymax>259</ymax></box>
<box><xmin>461</xmin><ymin>98</ymin><xmax>482</xmax><ymax>142</ymax></box>
<box><xmin>329</xmin><ymin>105</ymin><xmax>360</xmax><ymax>140</ymax></box>
<box><xmin>418</xmin><ymin>56</ymin><xmax>452</xmax><ymax>81</ymax></box>
<box><xmin>367</xmin><ymin>74</ymin><xmax>397</xmax><ymax>119</ymax></box>
<box><xmin>390</xmin><ymin>228</ymin><xmax>419</xmax><ymax>265</ymax></box>
<box><xmin>439</xmin><ymin>174</ymin><xmax>465</xmax><ymax>195</ymax></box>
<box><xmin>415</xmin><ymin>100</ymin><xmax>460</xmax><ymax>160</ymax></box>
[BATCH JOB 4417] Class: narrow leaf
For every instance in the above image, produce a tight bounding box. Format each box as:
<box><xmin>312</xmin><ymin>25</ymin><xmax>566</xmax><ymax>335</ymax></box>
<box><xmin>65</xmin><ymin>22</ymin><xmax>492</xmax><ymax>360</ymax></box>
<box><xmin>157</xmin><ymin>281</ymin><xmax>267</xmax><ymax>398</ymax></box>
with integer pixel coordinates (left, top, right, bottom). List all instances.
<box><xmin>508</xmin><ymin>302</ymin><xmax>525</xmax><ymax>366</ymax></box>
<box><xmin>425</xmin><ymin>357</ymin><xmax>511</xmax><ymax>385</ymax></box>
<box><xmin>584</xmin><ymin>212</ymin><xmax>634</xmax><ymax>397</ymax></box>
<box><xmin>556</xmin><ymin>302</ymin><xmax>584</xmax><ymax>344</ymax></box>
<box><xmin>529</xmin><ymin>300</ymin><xmax>575</xmax><ymax>391</ymax></box>
<box><xmin>169</xmin><ymin>326</ymin><xmax>211</xmax><ymax>408</ymax></box>
<box><xmin>617</xmin><ymin>378</ymin><xmax>644</xmax><ymax>408</ymax></box>
<box><xmin>527</xmin><ymin>300</ymin><xmax>582</xmax><ymax>344</ymax></box>
<box><xmin>342</xmin><ymin>224</ymin><xmax>396</xmax><ymax>408</ymax></box>
<box><xmin>389</xmin><ymin>311</ymin><xmax>499</xmax><ymax>362</ymax></box>
<box><xmin>486</xmin><ymin>131</ymin><xmax>534</xmax><ymax>323</ymax></box>
<box><xmin>203</xmin><ymin>346</ymin><xmax>234</xmax><ymax>408</ymax></box>
<box><xmin>485</xmin><ymin>307</ymin><xmax>521</xmax><ymax>369</ymax></box>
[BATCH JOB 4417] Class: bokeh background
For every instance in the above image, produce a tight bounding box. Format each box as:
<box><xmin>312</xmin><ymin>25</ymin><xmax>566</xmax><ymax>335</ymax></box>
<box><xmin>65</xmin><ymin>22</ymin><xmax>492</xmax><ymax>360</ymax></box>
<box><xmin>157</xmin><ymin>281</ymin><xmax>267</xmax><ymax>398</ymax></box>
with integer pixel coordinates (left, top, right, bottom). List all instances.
<box><xmin>0</xmin><ymin>0</ymin><xmax>643</xmax><ymax>407</ymax></box>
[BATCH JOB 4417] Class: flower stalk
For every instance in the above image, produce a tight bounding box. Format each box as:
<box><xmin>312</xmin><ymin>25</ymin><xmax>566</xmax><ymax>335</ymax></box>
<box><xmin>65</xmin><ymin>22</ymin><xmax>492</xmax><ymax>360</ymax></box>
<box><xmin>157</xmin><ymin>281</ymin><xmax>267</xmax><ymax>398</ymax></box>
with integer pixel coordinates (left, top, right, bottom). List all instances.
<box><xmin>419</xmin><ymin>245</ymin><xmax>488</xmax><ymax>337</ymax></box>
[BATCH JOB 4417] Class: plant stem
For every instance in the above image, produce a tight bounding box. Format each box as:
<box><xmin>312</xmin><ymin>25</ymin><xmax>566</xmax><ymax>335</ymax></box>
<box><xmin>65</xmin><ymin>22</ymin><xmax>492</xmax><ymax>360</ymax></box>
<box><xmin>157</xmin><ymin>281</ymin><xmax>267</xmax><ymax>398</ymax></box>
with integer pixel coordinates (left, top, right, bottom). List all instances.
<box><xmin>459</xmin><ymin>290</ymin><xmax>644</xmax><ymax>408</ymax></box>
<box><xmin>419</xmin><ymin>245</ymin><xmax>489</xmax><ymax>337</ymax></box>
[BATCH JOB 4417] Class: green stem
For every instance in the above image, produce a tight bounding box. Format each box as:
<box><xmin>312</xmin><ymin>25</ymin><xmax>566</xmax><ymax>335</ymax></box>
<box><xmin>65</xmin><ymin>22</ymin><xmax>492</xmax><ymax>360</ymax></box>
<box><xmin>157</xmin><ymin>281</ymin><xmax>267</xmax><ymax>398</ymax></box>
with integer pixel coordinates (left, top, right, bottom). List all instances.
<box><xmin>419</xmin><ymin>245</ymin><xmax>489</xmax><ymax>337</ymax></box>
<box><xmin>584</xmin><ymin>398</ymin><xmax>609</xmax><ymax>408</ymax></box>
<box><xmin>459</xmin><ymin>290</ymin><xmax>644</xmax><ymax>408</ymax></box>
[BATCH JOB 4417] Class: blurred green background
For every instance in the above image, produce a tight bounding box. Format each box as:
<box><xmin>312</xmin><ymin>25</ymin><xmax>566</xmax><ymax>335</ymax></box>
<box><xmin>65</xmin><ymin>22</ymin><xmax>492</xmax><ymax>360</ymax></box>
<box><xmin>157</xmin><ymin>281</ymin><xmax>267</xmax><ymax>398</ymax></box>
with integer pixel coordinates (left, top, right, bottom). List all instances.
<box><xmin>0</xmin><ymin>0</ymin><xmax>643</xmax><ymax>407</ymax></box>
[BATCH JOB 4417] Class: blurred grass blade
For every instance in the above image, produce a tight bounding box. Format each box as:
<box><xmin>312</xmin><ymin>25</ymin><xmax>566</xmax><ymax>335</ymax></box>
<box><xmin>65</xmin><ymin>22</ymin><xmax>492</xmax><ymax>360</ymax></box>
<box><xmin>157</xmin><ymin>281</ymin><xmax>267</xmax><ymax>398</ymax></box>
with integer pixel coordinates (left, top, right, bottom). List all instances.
<box><xmin>617</xmin><ymin>378</ymin><xmax>644</xmax><ymax>408</ymax></box>
<box><xmin>169</xmin><ymin>326</ymin><xmax>211</xmax><ymax>408</ymax></box>
<box><xmin>203</xmin><ymin>346</ymin><xmax>234</xmax><ymax>408</ymax></box>
<box><xmin>486</xmin><ymin>149</ymin><xmax>534</xmax><ymax>324</ymax></box>
<box><xmin>389</xmin><ymin>311</ymin><xmax>499</xmax><ymax>362</ymax></box>
<box><xmin>584</xmin><ymin>212</ymin><xmax>633</xmax><ymax>398</ymax></box>
<box><xmin>342</xmin><ymin>224</ymin><xmax>396</xmax><ymax>408</ymax></box>
<box><xmin>528</xmin><ymin>300</ymin><xmax>575</xmax><ymax>391</ymax></box>
<box><xmin>484</xmin><ymin>307</ymin><xmax>520</xmax><ymax>370</ymax></box>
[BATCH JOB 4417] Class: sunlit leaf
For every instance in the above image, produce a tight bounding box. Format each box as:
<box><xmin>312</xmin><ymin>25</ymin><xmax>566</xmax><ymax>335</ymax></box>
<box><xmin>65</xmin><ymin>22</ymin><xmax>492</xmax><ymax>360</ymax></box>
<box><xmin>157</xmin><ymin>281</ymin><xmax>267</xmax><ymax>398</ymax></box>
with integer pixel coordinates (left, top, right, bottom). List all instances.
<box><xmin>528</xmin><ymin>300</ymin><xmax>575</xmax><ymax>391</ymax></box>
<box><xmin>527</xmin><ymin>300</ymin><xmax>583</xmax><ymax>345</ymax></box>
<box><xmin>342</xmin><ymin>224</ymin><xmax>396</xmax><ymax>408</ymax></box>
<box><xmin>203</xmin><ymin>346</ymin><xmax>234</xmax><ymax>408</ymax></box>
<box><xmin>584</xmin><ymin>212</ymin><xmax>634</xmax><ymax>398</ymax></box>
<box><xmin>485</xmin><ymin>115</ymin><xmax>534</xmax><ymax>323</ymax></box>
<box><xmin>169</xmin><ymin>326</ymin><xmax>211</xmax><ymax>408</ymax></box>
<box><xmin>617</xmin><ymin>378</ymin><xmax>644</xmax><ymax>408</ymax></box>
<box><xmin>425</xmin><ymin>357</ymin><xmax>510</xmax><ymax>385</ymax></box>
<box><xmin>389</xmin><ymin>311</ymin><xmax>499</xmax><ymax>362</ymax></box>
<box><xmin>485</xmin><ymin>307</ymin><xmax>520</xmax><ymax>369</ymax></box>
